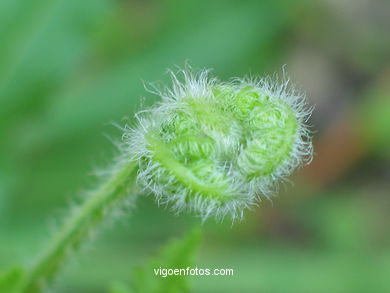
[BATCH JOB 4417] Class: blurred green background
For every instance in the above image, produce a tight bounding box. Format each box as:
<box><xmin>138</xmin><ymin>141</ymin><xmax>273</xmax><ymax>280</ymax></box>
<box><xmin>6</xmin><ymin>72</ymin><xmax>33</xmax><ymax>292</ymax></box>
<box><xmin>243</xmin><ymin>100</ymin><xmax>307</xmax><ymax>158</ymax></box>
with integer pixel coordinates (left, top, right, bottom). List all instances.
<box><xmin>1</xmin><ymin>0</ymin><xmax>389</xmax><ymax>292</ymax></box>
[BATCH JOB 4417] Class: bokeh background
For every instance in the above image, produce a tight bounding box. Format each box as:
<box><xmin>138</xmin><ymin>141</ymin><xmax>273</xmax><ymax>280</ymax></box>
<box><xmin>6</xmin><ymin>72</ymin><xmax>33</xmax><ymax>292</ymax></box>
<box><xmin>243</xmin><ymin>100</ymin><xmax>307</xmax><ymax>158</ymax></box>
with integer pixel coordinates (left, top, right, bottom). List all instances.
<box><xmin>1</xmin><ymin>0</ymin><xmax>389</xmax><ymax>292</ymax></box>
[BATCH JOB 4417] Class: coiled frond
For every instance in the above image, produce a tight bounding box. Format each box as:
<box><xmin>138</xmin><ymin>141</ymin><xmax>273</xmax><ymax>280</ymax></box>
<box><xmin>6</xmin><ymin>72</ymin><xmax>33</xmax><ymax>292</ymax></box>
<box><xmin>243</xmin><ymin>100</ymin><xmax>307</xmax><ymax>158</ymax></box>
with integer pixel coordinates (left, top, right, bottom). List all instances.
<box><xmin>124</xmin><ymin>68</ymin><xmax>313</xmax><ymax>221</ymax></box>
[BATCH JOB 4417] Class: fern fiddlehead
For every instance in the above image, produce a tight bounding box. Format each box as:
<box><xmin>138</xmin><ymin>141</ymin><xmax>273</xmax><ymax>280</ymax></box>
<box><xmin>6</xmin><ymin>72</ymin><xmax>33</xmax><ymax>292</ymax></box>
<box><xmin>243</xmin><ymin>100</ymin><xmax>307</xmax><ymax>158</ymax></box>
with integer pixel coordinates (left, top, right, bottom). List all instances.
<box><xmin>21</xmin><ymin>68</ymin><xmax>313</xmax><ymax>292</ymax></box>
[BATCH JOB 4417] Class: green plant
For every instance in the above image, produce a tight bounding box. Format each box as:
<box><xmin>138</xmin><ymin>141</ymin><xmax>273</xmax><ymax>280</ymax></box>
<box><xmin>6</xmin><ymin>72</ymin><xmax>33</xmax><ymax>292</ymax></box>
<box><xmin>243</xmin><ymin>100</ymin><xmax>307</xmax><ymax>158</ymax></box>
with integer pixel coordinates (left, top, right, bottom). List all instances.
<box><xmin>2</xmin><ymin>68</ymin><xmax>312</xmax><ymax>293</ymax></box>
<box><xmin>109</xmin><ymin>228</ymin><xmax>202</xmax><ymax>293</ymax></box>
<box><xmin>128</xmin><ymin>69</ymin><xmax>313</xmax><ymax>220</ymax></box>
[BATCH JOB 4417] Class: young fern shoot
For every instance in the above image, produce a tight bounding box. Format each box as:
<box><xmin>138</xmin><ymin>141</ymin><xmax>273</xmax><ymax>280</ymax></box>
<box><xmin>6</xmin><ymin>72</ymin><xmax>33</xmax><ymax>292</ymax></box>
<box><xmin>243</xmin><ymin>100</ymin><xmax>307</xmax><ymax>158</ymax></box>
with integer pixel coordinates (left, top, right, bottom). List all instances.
<box><xmin>125</xmin><ymin>69</ymin><xmax>313</xmax><ymax>220</ymax></box>
<box><xmin>20</xmin><ymin>68</ymin><xmax>313</xmax><ymax>292</ymax></box>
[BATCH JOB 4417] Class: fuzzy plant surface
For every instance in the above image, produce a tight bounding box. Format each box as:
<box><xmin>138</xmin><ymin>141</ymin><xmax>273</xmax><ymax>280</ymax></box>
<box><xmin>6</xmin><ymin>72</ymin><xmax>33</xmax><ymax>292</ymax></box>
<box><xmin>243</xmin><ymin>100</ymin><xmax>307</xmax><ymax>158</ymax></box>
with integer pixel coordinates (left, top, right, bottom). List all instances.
<box><xmin>4</xmin><ymin>68</ymin><xmax>312</xmax><ymax>293</ymax></box>
<box><xmin>125</xmin><ymin>69</ymin><xmax>313</xmax><ymax>220</ymax></box>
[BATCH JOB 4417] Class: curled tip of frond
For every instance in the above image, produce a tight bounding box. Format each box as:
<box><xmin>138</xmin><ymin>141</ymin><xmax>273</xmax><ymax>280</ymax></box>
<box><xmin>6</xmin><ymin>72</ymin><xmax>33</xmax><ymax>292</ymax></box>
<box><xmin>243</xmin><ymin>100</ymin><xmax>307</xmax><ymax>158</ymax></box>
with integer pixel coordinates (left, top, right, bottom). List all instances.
<box><xmin>123</xmin><ymin>68</ymin><xmax>313</xmax><ymax>221</ymax></box>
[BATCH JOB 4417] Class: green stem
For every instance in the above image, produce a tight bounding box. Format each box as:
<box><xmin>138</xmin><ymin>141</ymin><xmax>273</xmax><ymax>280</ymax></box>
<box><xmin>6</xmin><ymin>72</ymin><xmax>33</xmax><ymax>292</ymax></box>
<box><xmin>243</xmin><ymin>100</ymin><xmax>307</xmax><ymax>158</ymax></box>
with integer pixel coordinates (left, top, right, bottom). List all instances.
<box><xmin>21</xmin><ymin>161</ymin><xmax>138</xmax><ymax>293</ymax></box>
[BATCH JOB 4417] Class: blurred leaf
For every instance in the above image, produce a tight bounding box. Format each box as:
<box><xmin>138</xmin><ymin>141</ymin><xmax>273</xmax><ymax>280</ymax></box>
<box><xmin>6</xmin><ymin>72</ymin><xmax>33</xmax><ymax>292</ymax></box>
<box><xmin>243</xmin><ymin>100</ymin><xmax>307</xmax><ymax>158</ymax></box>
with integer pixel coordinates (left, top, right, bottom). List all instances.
<box><xmin>108</xmin><ymin>281</ymin><xmax>131</xmax><ymax>293</ymax></box>
<box><xmin>0</xmin><ymin>266</ymin><xmax>25</xmax><ymax>293</ymax></box>
<box><xmin>358</xmin><ymin>77</ymin><xmax>390</xmax><ymax>154</ymax></box>
<box><xmin>108</xmin><ymin>228</ymin><xmax>202</xmax><ymax>293</ymax></box>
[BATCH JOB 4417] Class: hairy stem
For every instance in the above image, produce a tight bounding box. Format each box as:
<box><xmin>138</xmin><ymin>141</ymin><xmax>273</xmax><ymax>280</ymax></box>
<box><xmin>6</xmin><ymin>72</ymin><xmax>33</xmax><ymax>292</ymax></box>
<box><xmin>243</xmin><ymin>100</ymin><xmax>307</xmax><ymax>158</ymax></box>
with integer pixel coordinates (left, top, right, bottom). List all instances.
<box><xmin>21</xmin><ymin>161</ymin><xmax>138</xmax><ymax>293</ymax></box>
